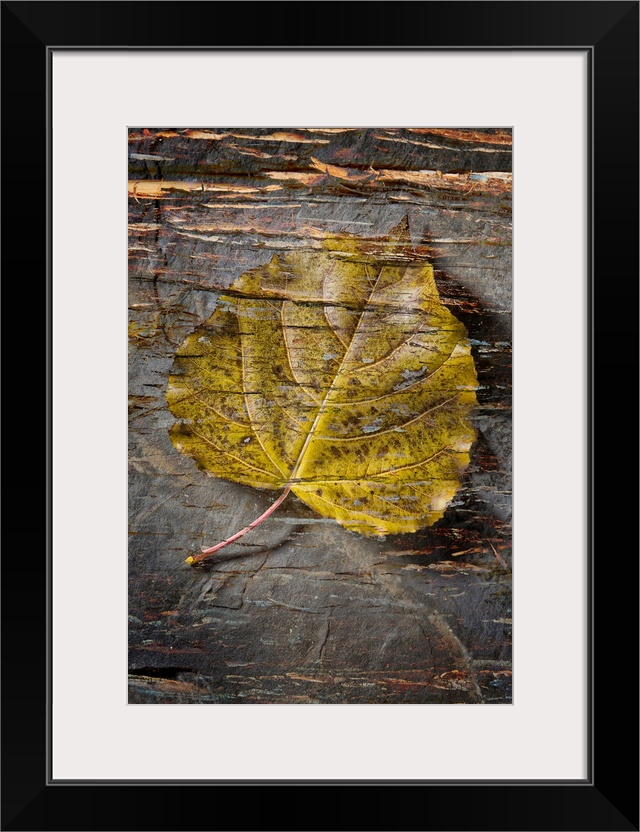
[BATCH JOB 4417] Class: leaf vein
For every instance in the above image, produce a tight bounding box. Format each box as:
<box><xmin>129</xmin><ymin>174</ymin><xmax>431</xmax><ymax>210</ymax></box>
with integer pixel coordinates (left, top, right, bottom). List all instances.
<box><xmin>329</xmin><ymin>344</ymin><xmax>463</xmax><ymax>406</ymax></box>
<box><xmin>188</xmin><ymin>427</ymin><xmax>282</xmax><ymax>481</ymax></box>
<box><xmin>239</xmin><ymin>313</ymin><xmax>289</xmax><ymax>478</ymax></box>
<box><xmin>280</xmin><ymin>301</ymin><xmax>321</xmax><ymax>405</ymax></box>
<box><xmin>316</xmin><ymin>393</ymin><xmax>462</xmax><ymax>442</ymax></box>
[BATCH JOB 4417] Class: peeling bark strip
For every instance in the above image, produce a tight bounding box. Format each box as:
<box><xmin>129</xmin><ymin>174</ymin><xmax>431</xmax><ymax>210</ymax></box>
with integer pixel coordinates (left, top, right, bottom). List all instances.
<box><xmin>129</xmin><ymin>169</ymin><xmax>512</xmax><ymax>199</ymax></box>
<box><xmin>128</xmin><ymin>127</ymin><xmax>512</xmax><ymax>705</ymax></box>
<box><xmin>128</xmin><ymin>126</ymin><xmax>513</xmax><ymax>149</ymax></box>
<box><xmin>129</xmin><ymin>180</ymin><xmax>284</xmax><ymax>198</ymax></box>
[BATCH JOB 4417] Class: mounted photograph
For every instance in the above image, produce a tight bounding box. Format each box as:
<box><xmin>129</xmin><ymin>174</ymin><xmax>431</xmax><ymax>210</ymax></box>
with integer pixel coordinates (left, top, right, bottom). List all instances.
<box><xmin>128</xmin><ymin>127</ymin><xmax>512</xmax><ymax>704</ymax></box>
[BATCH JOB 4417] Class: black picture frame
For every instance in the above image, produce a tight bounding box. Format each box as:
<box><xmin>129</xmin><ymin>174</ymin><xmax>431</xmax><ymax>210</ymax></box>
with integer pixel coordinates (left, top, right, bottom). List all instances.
<box><xmin>2</xmin><ymin>2</ymin><xmax>638</xmax><ymax>830</ymax></box>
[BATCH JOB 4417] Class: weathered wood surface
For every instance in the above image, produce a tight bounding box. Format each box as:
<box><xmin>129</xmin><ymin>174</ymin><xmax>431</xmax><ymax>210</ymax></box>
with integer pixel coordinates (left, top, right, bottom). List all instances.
<box><xmin>128</xmin><ymin>128</ymin><xmax>512</xmax><ymax>704</ymax></box>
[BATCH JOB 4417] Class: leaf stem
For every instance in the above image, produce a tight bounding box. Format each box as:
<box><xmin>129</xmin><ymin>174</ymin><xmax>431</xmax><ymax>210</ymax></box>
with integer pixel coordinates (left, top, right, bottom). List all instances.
<box><xmin>186</xmin><ymin>485</ymin><xmax>292</xmax><ymax>565</ymax></box>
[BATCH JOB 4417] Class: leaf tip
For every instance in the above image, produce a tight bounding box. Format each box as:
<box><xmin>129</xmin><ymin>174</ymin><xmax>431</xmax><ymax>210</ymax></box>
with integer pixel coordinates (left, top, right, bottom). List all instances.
<box><xmin>185</xmin><ymin>555</ymin><xmax>195</xmax><ymax>566</ymax></box>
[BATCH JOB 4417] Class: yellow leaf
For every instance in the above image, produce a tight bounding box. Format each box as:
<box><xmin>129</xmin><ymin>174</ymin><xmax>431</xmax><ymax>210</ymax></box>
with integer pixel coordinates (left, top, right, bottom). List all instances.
<box><xmin>166</xmin><ymin>221</ymin><xmax>478</xmax><ymax>537</ymax></box>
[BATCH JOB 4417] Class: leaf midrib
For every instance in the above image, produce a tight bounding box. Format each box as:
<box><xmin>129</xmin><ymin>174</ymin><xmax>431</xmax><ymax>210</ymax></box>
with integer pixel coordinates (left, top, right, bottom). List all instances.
<box><xmin>283</xmin><ymin>261</ymin><xmax>401</xmax><ymax>485</ymax></box>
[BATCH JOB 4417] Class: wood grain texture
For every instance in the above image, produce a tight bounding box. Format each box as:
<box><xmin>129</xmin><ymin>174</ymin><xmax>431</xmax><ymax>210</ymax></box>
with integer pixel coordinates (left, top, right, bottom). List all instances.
<box><xmin>128</xmin><ymin>127</ymin><xmax>512</xmax><ymax>704</ymax></box>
